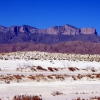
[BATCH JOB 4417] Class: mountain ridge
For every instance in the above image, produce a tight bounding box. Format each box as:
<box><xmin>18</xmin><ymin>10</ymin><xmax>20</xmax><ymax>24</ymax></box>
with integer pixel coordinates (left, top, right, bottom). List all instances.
<box><xmin>0</xmin><ymin>24</ymin><xmax>100</xmax><ymax>54</ymax></box>
<box><xmin>0</xmin><ymin>41</ymin><xmax>100</xmax><ymax>54</ymax></box>
<box><xmin>0</xmin><ymin>24</ymin><xmax>99</xmax><ymax>44</ymax></box>
<box><xmin>0</xmin><ymin>24</ymin><xmax>97</xmax><ymax>35</ymax></box>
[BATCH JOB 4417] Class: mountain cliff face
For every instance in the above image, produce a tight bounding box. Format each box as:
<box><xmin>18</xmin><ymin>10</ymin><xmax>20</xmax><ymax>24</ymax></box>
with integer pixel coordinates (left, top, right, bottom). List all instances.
<box><xmin>0</xmin><ymin>24</ymin><xmax>97</xmax><ymax>35</ymax></box>
<box><xmin>45</xmin><ymin>24</ymin><xmax>97</xmax><ymax>35</ymax></box>
<box><xmin>0</xmin><ymin>24</ymin><xmax>99</xmax><ymax>44</ymax></box>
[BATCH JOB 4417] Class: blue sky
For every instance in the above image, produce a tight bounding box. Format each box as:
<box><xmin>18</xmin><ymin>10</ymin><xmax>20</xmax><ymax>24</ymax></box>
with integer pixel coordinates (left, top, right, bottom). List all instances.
<box><xmin>0</xmin><ymin>0</ymin><xmax>100</xmax><ymax>35</ymax></box>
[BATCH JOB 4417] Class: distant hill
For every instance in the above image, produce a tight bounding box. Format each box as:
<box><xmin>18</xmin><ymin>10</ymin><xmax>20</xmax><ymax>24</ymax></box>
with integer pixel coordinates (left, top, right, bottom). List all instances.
<box><xmin>0</xmin><ymin>24</ymin><xmax>100</xmax><ymax>54</ymax></box>
<box><xmin>0</xmin><ymin>41</ymin><xmax>100</xmax><ymax>54</ymax></box>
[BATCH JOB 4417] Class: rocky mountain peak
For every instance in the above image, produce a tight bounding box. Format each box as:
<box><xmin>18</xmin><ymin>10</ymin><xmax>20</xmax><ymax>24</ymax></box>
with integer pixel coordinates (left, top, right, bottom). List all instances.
<box><xmin>45</xmin><ymin>24</ymin><xmax>97</xmax><ymax>35</ymax></box>
<box><xmin>65</xmin><ymin>24</ymin><xmax>78</xmax><ymax>29</ymax></box>
<box><xmin>81</xmin><ymin>27</ymin><xmax>97</xmax><ymax>35</ymax></box>
<box><xmin>9</xmin><ymin>26</ymin><xmax>20</xmax><ymax>32</ymax></box>
<box><xmin>0</xmin><ymin>25</ymin><xmax>8</xmax><ymax>33</ymax></box>
<box><xmin>63</xmin><ymin>24</ymin><xmax>80</xmax><ymax>35</ymax></box>
<box><xmin>9</xmin><ymin>25</ymin><xmax>38</xmax><ymax>33</ymax></box>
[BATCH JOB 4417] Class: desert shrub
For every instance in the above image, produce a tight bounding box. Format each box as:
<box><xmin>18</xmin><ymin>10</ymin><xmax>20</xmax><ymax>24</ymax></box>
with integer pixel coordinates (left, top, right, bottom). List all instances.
<box><xmin>51</xmin><ymin>91</ymin><xmax>64</xmax><ymax>96</ymax></box>
<box><xmin>91</xmin><ymin>67</ymin><xmax>96</xmax><ymax>72</ymax></box>
<box><xmin>86</xmin><ymin>74</ymin><xmax>92</xmax><ymax>78</ymax></box>
<box><xmin>48</xmin><ymin>67</ymin><xmax>54</xmax><ymax>72</ymax></box>
<box><xmin>53</xmin><ymin>68</ymin><xmax>58</xmax><ymax>71</ymax></box>
<box><xmin>90</xmin><ymin>96</ymin><xmax>100</xmax><ymax>100</ymax></box>
<box><xmin>36</xmin><ymin>66</ymin><xmax>47</xmax><ymax>71</ymax></box>
<box><xmin>13</xmin><ymin>75</ymin><xmax>22</xmax><ymax>79</ymax></box>
<box><xmin>72</xmin><ymin>75</ymin><xmax>77</xmax><ymax>80</ymax></box>
<box><xmin>47</xmin><ymin>75</ymin><xmax>53</xmax><ymax>79</ymax></box>
<box><xmin>5</xmin><ymin>58</ymin><xmax>9</xmax><ymax>60</ymax></box>
<box><xmin>77</xmin><ymin>74</ymin><xmax>83</xmax><ymax>79</ymax></box>
<box><xmin>5</xmin><ymin>80</ymin><xmax>10</xmax><ymax>84</ymax></box>
<box><xmin>76</xmin><ymin>97</ymin><xmax>81</xmax><ymax>100</ymax></box>
<box><xmin>31</xmin><ymin>67</ymin><xmax>37</xmax><ymax>71</ymax></box>
<box><xmin>68</xmin><ymin>67</ymin><xmax>79</xmax><ymax>71</ymax></box>
<box><xmin>28</xmin><ymin>75</ymin><xmax>35</xmax><ymax>80</ymax></box>
<box><xmin>13</xmin><ymin>95</ymin><xmax>42</xmax><ymax>100</ymax></box>
<box><xmin>55</xmin><ymin>75</ymin><xmax>65</xmax><ymax>80</ymax></box>
<box><xmin>96</xmin><ymin>74</ymin><xmax>100</xmax><ymax>78</ymax></box>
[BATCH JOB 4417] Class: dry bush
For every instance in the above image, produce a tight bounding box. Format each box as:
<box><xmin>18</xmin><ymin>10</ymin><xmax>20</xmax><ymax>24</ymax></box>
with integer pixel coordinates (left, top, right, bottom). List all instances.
<box><xmin>55</xmin><ymin>75</ymin><xmax>65</xmax><ymax>80</ymax></box>
<box><xmin>77</xmin><ymin>74</ymin><xmax>83</xmax><ymax>79</ymax></box>
<box><xmin>28</xmin><ymin>75</ymin><xmax>35</xmax><ymax>80</ymax></box>
<box><xmin>68</xmin><ymin>67</ymin><xmax>79</xmax><ymax>71</ymax></box>
<box><xmin>72</xmin><ymin>75</ymin><xmax>77</xmax><ymax>80</ymax></box>
<box><xmin>51</xmin><ymin>91</ymin><xmax>64</xmax><ymax>96</ymax></box>
<box><xmin>36</xmin><ymin>66</ymin><xmax>47</xmax><ymax>71</ymax></box>
<box><xmin>30</xmin><ymin>67</ymin><xmax>37</xmax><ymax>71</ymax></box>
<box><xmin>47</xmin><ymin>67</ymin><xmax>59</xmax><ymax>72</ymax></box>
<box><xmin>76</xmin><ymin>97</ymin><xmax>81</xmax><ymax>100</ymax></box>
<box><xmin>90</xmin><ymin>96</ymin><xmax>100</xmax><ymax>100</ymax></box>
<box><xmin>47</xmin><ymin>75</ymin><xmax>53</xmax><ymax>79</ymax></box>
<box><xmin>20</xmin><ymin>74</ymin><xmax>25</xmax><ymax>78</ymax></box>
<box><xmin>35</xmin><ymin>74</ymin><xmax>44</xmax><ymax>80</ymax></box>
<box><xmin>48</xmin><ymin>67</ymin><xmax>54</xmax><ymax>72</ymax></box>
<box><xmin>5</xmin><ymin>80</ymin><xmax>10</xmax><ymax>84</ymax></box>
<box><xmin>0</xmin><ymin>74</ymin><xmax>25</xmax><ymax>83</ymax></box>
<box><xmin>91</xmin><ymin>67</ymin><xmax>96</xmax><ymax>72</ymax></box>
<box><xmin>27</xmin><ymin>74</ymin><xmax>45</xmax><ymax>81</ymax></box>
<box><xmin>86</xmin><ymin>74</ymin><xmax>91</xmax><ymax>78</ymax></box>
<box><xmin>72</xmin><ymin>97</ymin><xmax>86</xmax><ymax>100</ymax></box>
<box><xmin>86</xmin><ymin>74</ymin><xmax>95</xmax><ymax>79</ymax></box>
<box><xmin>95</xmin><ymin>74</ymin><xmax>100</xmax><ymax>78</ymax></box>
<box><xmin>53</xmin><ymin>68</ymin><xmax>58</xmax><ymax>71</ymax></box>
<box><xmin>13</xmin><ymin>95</ymin><xmax>42</xmax><ymax>100</ymax></box>
<box><xmin>13</xmin><ymin>75</ymin><xmax>22</xmax><ymax>79</ymax></box>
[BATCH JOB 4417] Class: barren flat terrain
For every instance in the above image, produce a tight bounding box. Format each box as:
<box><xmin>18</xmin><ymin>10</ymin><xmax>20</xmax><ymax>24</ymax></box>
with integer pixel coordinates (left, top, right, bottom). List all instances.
<box><xmin>0</xmin><ymin>51</ymin><xmax>100</xmax><ymax>100</ymax></box>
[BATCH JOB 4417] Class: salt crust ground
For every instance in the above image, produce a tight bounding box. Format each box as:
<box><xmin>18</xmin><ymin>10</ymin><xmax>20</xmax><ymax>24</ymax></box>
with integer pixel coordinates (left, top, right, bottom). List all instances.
<box><xmin>0</xmin><ymin>59</ymin><xmax>100</xmax><ymax>69</ymax></box>
<box><xmin>0</xmin><ymin>52</ymin><xmax>100</xmax><ymax>100</ymax></box>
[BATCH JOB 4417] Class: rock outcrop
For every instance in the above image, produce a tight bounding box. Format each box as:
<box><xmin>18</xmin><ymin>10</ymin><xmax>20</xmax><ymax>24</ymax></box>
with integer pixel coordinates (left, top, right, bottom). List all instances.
<box><xmin>81</xmin><ymin>28</ymin><xmax>97</xmax><ymax>35</ymax></box>
<box><xmin>0</xmin><ymin>26</ymin><xmax>9</xmax><ymax>33</ymax></box>
<box><xmin>45</xmin><ymin>24</ymin><xmax>80</xmax><ymax>35</ymax></box>
<box><xmin>45</xmin><ymin>24</ymin><xmax>97</xmax><ymax>35</ymax></box>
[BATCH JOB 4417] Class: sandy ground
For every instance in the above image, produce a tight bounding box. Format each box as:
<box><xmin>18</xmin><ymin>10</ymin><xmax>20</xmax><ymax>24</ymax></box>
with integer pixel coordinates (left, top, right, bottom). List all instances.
<box><xmin>0</xmin><ymin>81</ymin><xmax>100</xmax><ymax>100</ymax></box>
<box><xmin>0</xmin><ymin>59</ymin><xmax>100</xmax><ymax>100</ymax></box>
<box><xmin>0</xmin><ymin>59</ymin><xmax>100</xmax><ymax>69</ymax></box>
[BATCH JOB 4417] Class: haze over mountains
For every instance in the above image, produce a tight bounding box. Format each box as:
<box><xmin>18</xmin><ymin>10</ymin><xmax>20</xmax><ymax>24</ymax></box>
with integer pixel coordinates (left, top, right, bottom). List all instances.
<box><xmin>0</xmin><ymin>24</ymin><xmax>100</xmax><ymax>54</ymax></box>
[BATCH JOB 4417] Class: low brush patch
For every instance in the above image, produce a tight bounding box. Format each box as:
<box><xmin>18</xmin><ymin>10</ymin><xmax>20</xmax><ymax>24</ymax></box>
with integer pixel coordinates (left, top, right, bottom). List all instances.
<box><xmin>36</xmin><ymin>66</ymin><xmax>47</xmax><ymax>71</ymax></box>
<box><xmin>51</xmin><ymin>91</ymin><xmax>64</xmax><ymax>96</ymax></box>
<box><xmin>48</xmin><ymin>67</ymin><xmax>54</xmax><ymax>72</ymax></box>
<box><xmin>90</xmin><ymin>96</ymin><xmax>100</xmax><ymax>100</ymax></box>
<box><xmin>13</xmin><ymin>95</ymin><xmax>42</xmax><ymax>100</ymax></box>
<box><xmin>68</xmin><ymin>67</ymin><xmax>79</xmax><ymax>71</ymax></box>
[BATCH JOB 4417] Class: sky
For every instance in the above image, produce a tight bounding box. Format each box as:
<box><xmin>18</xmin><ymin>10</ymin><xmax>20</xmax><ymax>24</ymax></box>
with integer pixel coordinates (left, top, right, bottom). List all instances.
<box><xmin>0</xmin><ymin>0</ymin><xmax>100</xmax><ymax>34</ymax></box>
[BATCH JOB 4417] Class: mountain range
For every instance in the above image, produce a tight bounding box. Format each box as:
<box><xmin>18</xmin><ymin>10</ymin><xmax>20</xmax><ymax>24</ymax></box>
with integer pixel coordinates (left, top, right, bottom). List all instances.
<box><xmin>0</xmin><ymin>24</ymin><xmax>100</xmax><ymax>54</ymax></box>
<box><xmin>0</xmin><ymin>24</ymin><xmax>100</xmax><ymax>44</ymax></box>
